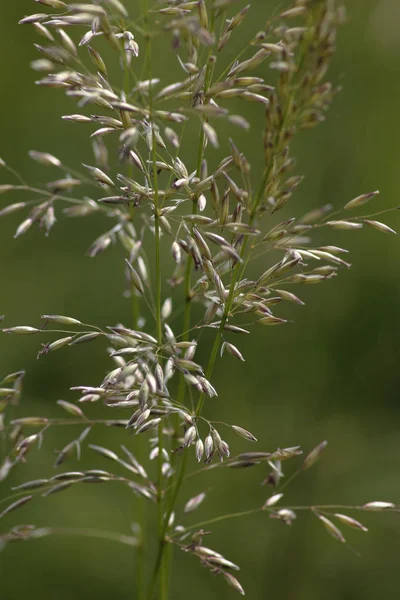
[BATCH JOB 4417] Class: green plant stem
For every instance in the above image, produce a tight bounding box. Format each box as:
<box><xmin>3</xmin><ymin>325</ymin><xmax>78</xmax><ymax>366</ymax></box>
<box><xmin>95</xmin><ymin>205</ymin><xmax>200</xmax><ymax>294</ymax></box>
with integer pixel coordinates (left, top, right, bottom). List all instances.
<box><xmin>171</xmin><ymin>502</ymin><xmax>400</xmax><ymax>538</ymax></box>
<box><xmin>151</xmin><ymin>89</ymin><xmax>288</xmax><ymax>591</ymax></box>
<box><xmin>121</xmin><ymin>19</ymin><xmax>148</xmax><ymax>591</ymax></box>
<box><xmin>142</xmin><ymin>0</ymin><xmax>166</xmax><ymax>592</ymax></box>
<box><xmin>153</xmin><ymin>150</ymin><xmax>166</xmax><ymax>600</ymax></box>
<box><xmin>38</xmin><ymin>527</ymin><xmax>139</xmax><ymax>546</ymax></box>
<box><xmin>150</xmin><ymin>21</ymin><xmax>218</xmax><ymax>597</ymax></box>
<box><xmin>175</xmin><ymin>507</ymin><xmax>261</xmax><ymax>535</ymax></box>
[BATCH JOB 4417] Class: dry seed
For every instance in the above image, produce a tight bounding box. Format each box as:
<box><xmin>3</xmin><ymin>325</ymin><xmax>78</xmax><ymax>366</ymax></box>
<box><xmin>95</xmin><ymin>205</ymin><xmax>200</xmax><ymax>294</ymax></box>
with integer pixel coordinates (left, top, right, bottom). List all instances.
<box><xmin>271</xmin><ymin>509</ymin><xmax>296</xmax><ymax>525</ymax></box>
<box><xmin>88</xmin><ymin>444</ymin><xmax>119</xmax><ymax>462</ymax></box>
<box><xmin>334</xmin><ymin>514</ymin><xmax>368</xmax><ymax>532</ymax></box>
<box><xmin>263</xmin><ymin>493</ymin><xmax>284</xmax><ymax>508</ymax></box>
<box><xmin>364</xmin><ymin>220</ymin><xmax>396</xmax><ymax>235</ymax></box>
<box><xmin>362</xmin><ymin>501</ymin><xmax>395</xmax><ymax>511</ymax></box>
<box><xmin>231</xmin><ymin>425</ymin><xmax>257</xmax><ymax>442</ymax></box>
<box><xmin>326</xmin><ymin>220</ymin><xmax>363</xmax><ymax>230</ymax></box>
<box><xmin>3</xmin><ymin>327</ymin><xmax>40</xmax><ymax>335</ymax></box>
<box><xmin>317</xmin><ymin>514</ymin><xmax>346</xmax><ymax>543</ymax></box>
<box><xmin>42</xmin><ymin>481</ymin><xmax>75</xmax><ymax>496</ymax></box>
<box><xmin>0</xmin><ymin>495</ymin><xmax>33</xmax><ymax>519</ymax></box>
<box><xmin>302</xmin><ymin>440</ymin><xmax>328</xmax><ymax>470</ymax></box>
<box><xmin>12</xmin><ymin>479</ymin><xmax>49</xmax><ymax>491</ymax></box>
<box><xmin>136</xmin><ymin>418</ymin><xmax>161</xmax><ymax>434</ymax></box>
<box><xmin>222</xmin><ymin>572</ymin><xmax>245</xmax><ymax>596</ymax></box>
<box><xmin>184</xmin><ymin>492</ymin><xmax>206</xmax><ymax>513</ymax></box>
<box><xmin>222</xmin><ymin>342</ymin><xmax>245</xmax><ymax>362</ymax></box>
<box><xmin>344</xmin><ymin>190</ymin><xmax>379</xmax><ymax>211</ymax></box>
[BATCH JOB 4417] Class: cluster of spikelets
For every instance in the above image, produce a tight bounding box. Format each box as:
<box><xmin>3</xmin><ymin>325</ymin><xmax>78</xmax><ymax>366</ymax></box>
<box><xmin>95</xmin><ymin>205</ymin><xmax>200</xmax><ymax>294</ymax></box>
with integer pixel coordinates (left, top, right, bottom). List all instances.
<box><xmin>0</xmin><ymin>0</ymin><xmax>398</xmax><ymax>597</ymax></box>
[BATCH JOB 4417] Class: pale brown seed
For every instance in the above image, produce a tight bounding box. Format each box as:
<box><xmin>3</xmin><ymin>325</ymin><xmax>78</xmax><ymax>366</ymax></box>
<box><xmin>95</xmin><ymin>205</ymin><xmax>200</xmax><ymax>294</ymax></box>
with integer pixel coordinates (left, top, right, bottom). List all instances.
<box><xmin>0</xmin><ymin>495</ymin><xmax>33</xmax><ymax>519</ymax></box>
<box><xmin>317</xmin><ymin>514</ymin><xmax>346</xmax><ymax>543</ymax></box>
<box><xmin>362</xmin><ymin>501</ymin><xmax>396</xmax><ymax>511</ymax></box>
<box><xmin>184</xmin><ymin>492</ymin><xmax>206</xmax><ymax>513</ymax></box>
<box><xmin>302</xmin><ymin>440</ymin><xmax>328</xmax><ymax>470</ymax></box>
<box><xmin>334</xmin><ymin>514</ymin><xmax>368</xmax><ymax>532</ymax></box>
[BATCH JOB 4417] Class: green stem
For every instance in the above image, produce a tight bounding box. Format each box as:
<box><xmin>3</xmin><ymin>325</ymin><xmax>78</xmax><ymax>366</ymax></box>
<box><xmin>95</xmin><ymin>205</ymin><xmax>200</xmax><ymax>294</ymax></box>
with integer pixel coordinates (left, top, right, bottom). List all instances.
<box><xmin>142</xmin><ymin>0</ymin><xmax>166</xmax><ymax>591</ymax></box>
<box><xmin>38</xmin><ymin>527</ymin><xmax>139</xmax><ymax>546</ymax></box>
<box><xmin>173</xmin><ymin>507</ymin><xmax>261</xmax><ymax>536</ymax></box>
<box><xmin>150</xmin><ymin>20</ymin><xmax>219</xmax><ymax>599</ymax></box>
<box><xmin>171</xmin><ymin>501</ymin><xmax>400</xmax><ymax>538</ymax></box>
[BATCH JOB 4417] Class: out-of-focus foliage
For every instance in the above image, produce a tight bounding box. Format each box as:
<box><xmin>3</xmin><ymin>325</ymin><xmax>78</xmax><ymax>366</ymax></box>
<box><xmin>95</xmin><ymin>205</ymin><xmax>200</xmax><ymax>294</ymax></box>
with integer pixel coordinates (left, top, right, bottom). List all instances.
<box><xmin>0</xmin><ymin>1</ymin><xmax>399</xmax><ymax>598</ymax></box>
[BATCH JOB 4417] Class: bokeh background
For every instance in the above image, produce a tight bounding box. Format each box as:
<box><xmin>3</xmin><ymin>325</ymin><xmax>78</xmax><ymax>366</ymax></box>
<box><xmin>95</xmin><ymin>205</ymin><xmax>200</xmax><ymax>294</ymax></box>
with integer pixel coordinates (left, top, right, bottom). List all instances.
<box><xmin>1</xmin><ymin>1</ymin><xmax>399</xmax><ymax>599</ymax></box>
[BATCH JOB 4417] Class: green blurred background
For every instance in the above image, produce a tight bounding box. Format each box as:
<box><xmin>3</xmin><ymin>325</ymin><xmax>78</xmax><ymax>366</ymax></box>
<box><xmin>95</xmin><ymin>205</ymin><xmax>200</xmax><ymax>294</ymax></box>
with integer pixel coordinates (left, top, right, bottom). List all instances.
<box><xmin>1</xmin><ymin>1</ymin><xmax>399</xmax><ymax>599</ymax></box>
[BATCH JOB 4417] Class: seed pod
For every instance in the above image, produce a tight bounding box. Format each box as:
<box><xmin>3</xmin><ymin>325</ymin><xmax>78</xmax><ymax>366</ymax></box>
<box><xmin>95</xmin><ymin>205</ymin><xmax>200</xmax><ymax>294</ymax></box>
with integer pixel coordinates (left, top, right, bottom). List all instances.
<box><xmin>62</xmin><ymin>114</ymin><xmax>92</xmax><ymax>123</ymax></box>
<box><xmin>136</xmin><ymin>418</ymin><xmax>161</xmax><ymax>434</ymax></box>
<box><xmin>11</xmin><ymin>417</ymin><xmax>48</xmax><ymax>427</ymax></box>
<box><xmin>134</xmin><ymin>409</ymin><xmax>151</xmax><ymax>430</ymax></box>
<box><xmin>12</xmin><ymin>479</ymin><xmax>49</xmax><ymax>492</ymax></box>
<box><xmin>2</xmin><ymin>370</ymin><xmax>25</xmax><ymax>384</ymax></box>
<box><xmin>193</xmin><ymin>228</ymin><xmax>212</xmax><ymax>260</ymax></box>
<box><xmin>269</xmin><ymin>446</ymin><xmax>302</xmax><ymax>461</ymax></box>
<box><xmin>161</xmin><ymin>298</ymin><xmax>172</xmax><ymax>320</ymax></box>
<box><xmin>3</xmin><ymin>327</ymin><xmax>40</xmax><ymax>335</ymax></box>
<box><xmin>125</xmin><ymin>259</ymin><xmax>145</xmax><ymax>295</ymax></box>
<box><xmin>57</xmin><ymin>400</ymin><xmax>85</xmax><ymax>418</ymax></box>
<box><xmin>198</xmin><ymin>376</ymin><xmax>217</xmax><ymax>398</ymax></box>
<box><xmin>270</xmin><ymin>508</ymin><xmax>296</xmax><ymax>525</ymax></box>
<box><xmin>195</xmin><ymin>438</ymin><xmax>204</xmax><ymax>462</ymax></box>
<box><xmin>36</xmin><ymin>0</ymin><xmax>66</xmax><ymax>9</ymax></box>
<box><xmin>83</xmin><ymin>164</ymin><xmax>114</xmax><ymax>187</ymax></box>
<box><xmin>231</xmin><ymin>425</ymin><xmax>257</xmax><ymax>442</ymax></box>
<box><xmin>326</xmin><ymin>220</ymin><xmax>363</xmax><ymax>230</ymax></box>
<box><xmin>184</xmin><ymin>426</ymin><xmax>197</xmax><ymax>447</ymax></box>
<box><xmin>154</xmin><ymin>364</ymin><xmax>164</xmax><ymax>391</ymax></box>
<box><xmin>302</xmin><ymin>440</ymin><xmax>328</xmax><ymax>470</ymax></box>
<box><xmin>362</xmin><ymin>501</ymin><xmax>395</xmax><ymax>511</ymax></box>
<box><xmin>197</xmin><ymin>193</ymin><xmax>207</xmax><ymax>212</ymax></box>
<box><xmin>203</xmin><ymin>122</ymin><xmax>219</xmax><ymax>148</ymax></box>
<box><xmin>184</xmin><ymin>492</ymin><xmax>206</xmax><ymax>513</ymax></box>
<box><xmin>204</xmin><ymin>434</ymin><xmax>213</xmax><ymax>459</ymax></box>
<box><xmin>14</xmin><ymin>218</ymin><xmax>33</xmax><ymax>238</ymax></box>
<box><xmin>69</xmin><ymin>332</ymin><xmax>101</xmax><ymax>345</ymax></box>
<box><xmin>41</xmin><ymin>314</ymin><xmax>82</xmax><ymax>325</ymax></box>
<box><xmin>344</xmin><ymin>190</ymin><xmax>379</xmax><ymax>210</ymax></box>
<box><xmin>317</xmin><ymin>514</ymin><xmax>346</xmax><ymax>543</ymax></box>
<box><xmin>219</xmin><ymin>440</ymin><xmax>230</xmax><ymax>458</ymax></box>
<box><xmin>223</xmin><ymin>572</ymin><xmax>245</xmax><ymax>596</ymax></box>
<box><xmin>88</xmin><ymin>444</ymin><xmax>119</xmax><ymax>462</ymax></box>
<box><xmin>205</xmin><ymin>553</ymin><xmax>239</xmax><ymax>572</ymax></box>
<box><xmin>275</xmin><ymin>289</ymin><xmax>304</xmax><ymax>305</ymax></box>
<box><xmin>19</xmin><ymin>14</ymin><xmax>48</xmax><ymax>25</ymax></box>
<box><xmin>179</xmin><ymin>411</ymin><xmax>193</xmax><ymax>426</ymax></box>
<box><xmin>257</xmin><ymin>316</ymin><xmax>287</xmax><ymax>326</ymax></box>
<box><xmin>263</xmin><ymin>493</ymin><xmax>284</xmax><ymax>509</ymax></box>
<box><xmin>0</xmin><ymin>495</ymin><xmax>33</xmax><ymax>519</ymax></box>
<box><xmin>106</xmin><ymin>0</ymin><xmax>128</xmax><ymax>18</ymax></box>
<box><xmin>334</xmin><ymin>514</ymin><xmax>368</xmax><ymax>532</ymax></box>
<box><xmin>58</xmin><ymin>28</ymin><xmax>77</xmax><ymax>56</ymax></box>
<box><xmin>42</xmin><ymin>481</ymin><xmax>75</xmax><ymax>496</ymax></box>
<box><xmin>363</xmin><ymin>220</ymin><xmax>396</xmax><ymax>235</ymax></box>
<box><xmin>222</xmin><ymin>342</ymin><xmax>245</xmax><ymax>362</ymax></box>
<box><xmin>197</xmin><ymin>0</ymin><xmax>208</xmax><ymax>28</ymax></box>
<box><xmin>28</xmin><ymin>150</ymin><xmax>61</xmax><ymax>167</ymax></box>
<box><xmin>280</xmin><ymin>6</ymin><xmax>306</xmax><ymax>18</ymax></box>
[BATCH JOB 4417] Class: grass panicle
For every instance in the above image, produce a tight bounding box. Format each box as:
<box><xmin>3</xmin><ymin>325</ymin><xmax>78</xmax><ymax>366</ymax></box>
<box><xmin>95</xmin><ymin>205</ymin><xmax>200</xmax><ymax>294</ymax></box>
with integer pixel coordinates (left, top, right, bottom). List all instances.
<box><xmin>0</xmin><ymin>1</ymin><xmax>398</xmax><ymax>598</ymax></box>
